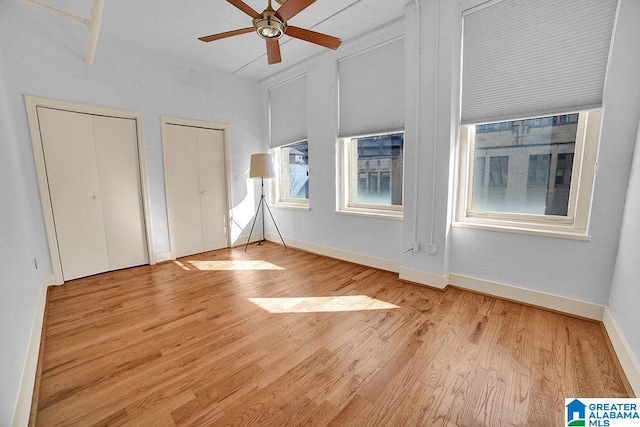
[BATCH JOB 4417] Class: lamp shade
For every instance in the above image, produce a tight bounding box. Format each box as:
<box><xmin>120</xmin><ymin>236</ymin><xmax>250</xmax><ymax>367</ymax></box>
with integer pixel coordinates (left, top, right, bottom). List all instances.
<box><xmin>249</xmin><ymin>153</ymin><xmax>275</xmax><ymax>178</ymax></box>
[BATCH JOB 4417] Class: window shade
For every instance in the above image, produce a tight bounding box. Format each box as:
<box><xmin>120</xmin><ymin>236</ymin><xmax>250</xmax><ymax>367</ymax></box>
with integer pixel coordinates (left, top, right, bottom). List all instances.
<box><xmin>269</xmin><ymin>74</ymin><xmax>307</xmax><ymax>147</ymax></box>
<box><xmin>461</xmin><ymin>0</ymin><xmax>617</xmax><ymax>125</ymax></box>
<box><xmin>339</xmin><ymin>39</ymin><xmax>404</xmax><ymax>137</ymax></box>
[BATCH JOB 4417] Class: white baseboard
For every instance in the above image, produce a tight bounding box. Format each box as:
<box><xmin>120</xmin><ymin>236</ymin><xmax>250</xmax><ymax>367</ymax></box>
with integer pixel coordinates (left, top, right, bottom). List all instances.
<box><xmin>154</xmin><ymin>251</ymin><xmax>173</xmax><ymax>263</ymax></box>
<box><xmin>43</xmin><ymin>273</ymin><xmax>56</xmax><ymax>287</ymax></box>
<box><xmin>603</xmin><ymin>307</ymin><xmax>640</xmax><ymax>396</ymax></box>
<box><xmin>448</xmin><ymin>273</ymin><xmax>605</xmax><ymax>321</ymax></box>
<box><xmin>265</xmin><ymin>234</ymin><xmax>400</xmax><ymax>273</ymax></box>
<box><xmin>257</xmin><ymin>238</ymin><xmax>602</xmax><ymax>321</ymax></box>
<box><xmin>399</xmin><ymin>266</ymin><xmax>448</xmax><ymax>289</ymax></box>
<box><xmin>12</xmin><ymin>273</ymin><xmax>51</xmax><ymax>427</ymax></box>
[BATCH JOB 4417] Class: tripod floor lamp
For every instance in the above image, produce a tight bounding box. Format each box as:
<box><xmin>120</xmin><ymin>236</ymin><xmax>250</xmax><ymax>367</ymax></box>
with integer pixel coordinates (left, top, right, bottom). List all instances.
<box><xmin>245</xmin><ymin>153</ymin><xmax>287</xmax><ymax>252</ymax></box>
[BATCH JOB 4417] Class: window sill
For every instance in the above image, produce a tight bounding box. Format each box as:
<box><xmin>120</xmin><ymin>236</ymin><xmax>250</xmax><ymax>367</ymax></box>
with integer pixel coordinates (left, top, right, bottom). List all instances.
<box><xmin>336</xmin><ymin>208</ymin><xmax>403</xmax><ymax>220</ymax></box>
<box><xmin>452</xmin><ymin>219</ymin><xmax>591</xmax><ymax>241</ymax></box>
<box><xmin>272</xmin><ymin>201</ymin><xmax>310</xmax><ymax>211</ymax></box>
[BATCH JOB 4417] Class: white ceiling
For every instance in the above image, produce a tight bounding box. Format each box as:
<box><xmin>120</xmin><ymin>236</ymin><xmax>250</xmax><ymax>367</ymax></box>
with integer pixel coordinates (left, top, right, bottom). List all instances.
<box><xmin>33</xmin><ymin>0</ymin><xmax>407</xmax><ymax>81</ymax></box>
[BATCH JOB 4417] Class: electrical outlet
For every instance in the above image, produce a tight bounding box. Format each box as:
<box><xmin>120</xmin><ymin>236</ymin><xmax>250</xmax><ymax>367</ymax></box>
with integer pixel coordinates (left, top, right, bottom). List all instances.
<box><xmin>425</xmin><ymin>243</ymin><xmax>437</xmax><ymax>254</ymax></box>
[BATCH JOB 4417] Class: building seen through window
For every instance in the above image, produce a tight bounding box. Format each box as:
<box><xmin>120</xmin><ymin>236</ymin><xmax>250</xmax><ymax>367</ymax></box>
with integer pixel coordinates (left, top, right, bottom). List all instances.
<box><xmin>279</xmin><ymin>141</ymin><xmax>309</xmax><ymax>200</ymax></box>
<box><xmin>472</xmin><ymin>114</ymin><xmax>578</xmax><ymax>216</ymax></box>
<box><xmin>353</xmin><ymin>132</ymin><xmax>403</xmax><ymax>206</ymax></box>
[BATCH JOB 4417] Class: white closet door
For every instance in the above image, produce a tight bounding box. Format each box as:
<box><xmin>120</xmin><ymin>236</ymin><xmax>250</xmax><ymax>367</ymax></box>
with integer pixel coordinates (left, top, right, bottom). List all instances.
<box><xmin>93</xmin><ymin>116</ymin><xmax>148</xmax><ymax>270</ymax></box>
<box><xmin>37</xmin><ymin>107</ymin><xmax>110</xmax><ymax>280</ymax></box>
<box><xmin>164</xmin><ymin>125</ymin><xmax>206</xmax><ymax>258</ymax></box>
<box><xmin>197</xmin><ymin>128</ymin><xmax>227</xmax><ymax>252</ymax></box>
<box><xmin>164</xmin><ymin>123</ymin><xmax>228</xmax><ymax>258</ymax></box>
<box><xmin>37</xmin><ymin>107</ymin><xmax>149</xmax><ymax>281</ymax></box>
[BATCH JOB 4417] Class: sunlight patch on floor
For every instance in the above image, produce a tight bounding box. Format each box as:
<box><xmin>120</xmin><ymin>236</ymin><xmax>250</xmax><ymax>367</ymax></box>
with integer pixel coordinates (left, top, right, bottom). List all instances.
<box><xmin>172</xmin><ymin>260</ymin><xmax>192</xmax><ymax>270</ymax></box>
<box><xmin>186</xmin><ymin>260</ymin><xmax>285</xmax><ymax>271</ymax></box>
<box><xmin>248</xmin><ymin>295</ymin><xmax>399</xmax><ymax>313</ymax></box>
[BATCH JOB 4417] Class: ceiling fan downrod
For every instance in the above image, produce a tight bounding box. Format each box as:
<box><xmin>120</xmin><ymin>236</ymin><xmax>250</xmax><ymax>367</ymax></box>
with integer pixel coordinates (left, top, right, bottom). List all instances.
<box><xmin>253</xmin><ymin>0</ymin><xmax>286</xmax><ymax>39</ymax></box>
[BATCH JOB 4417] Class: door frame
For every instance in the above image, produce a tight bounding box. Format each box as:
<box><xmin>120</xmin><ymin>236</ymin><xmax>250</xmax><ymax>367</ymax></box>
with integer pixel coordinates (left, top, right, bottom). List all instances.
<box><xmin>160</xmin><ymin>116</ymin><xmax>233</xmax><ymax>259</ymax></box>
<box><xmin>25</xmin><ymin>95</ymin><xmax>156</xmax><ymax>284</ymax></box>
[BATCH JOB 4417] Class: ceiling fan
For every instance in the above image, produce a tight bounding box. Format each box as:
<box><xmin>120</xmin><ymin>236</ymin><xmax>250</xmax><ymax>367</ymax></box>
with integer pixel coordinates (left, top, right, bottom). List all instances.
<box><xmin>198</xmin><ymin>0</ymin><xmax>342</xmax><ymax>65</ymax></box>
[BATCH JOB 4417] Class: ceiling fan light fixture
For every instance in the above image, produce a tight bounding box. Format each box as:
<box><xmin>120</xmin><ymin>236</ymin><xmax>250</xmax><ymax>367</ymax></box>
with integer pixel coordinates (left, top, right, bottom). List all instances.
<box><xmin>254</xmin><ymin>18</ymin><xmax>286</xmax><ymax>39</ymax></box>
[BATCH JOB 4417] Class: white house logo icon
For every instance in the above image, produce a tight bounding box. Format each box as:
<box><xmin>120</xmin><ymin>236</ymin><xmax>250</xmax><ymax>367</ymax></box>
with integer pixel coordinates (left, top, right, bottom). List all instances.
<box><xmin>567</xmin><ymin>399</ymin><xmax>587</xmax><ymax>426</ymax></box>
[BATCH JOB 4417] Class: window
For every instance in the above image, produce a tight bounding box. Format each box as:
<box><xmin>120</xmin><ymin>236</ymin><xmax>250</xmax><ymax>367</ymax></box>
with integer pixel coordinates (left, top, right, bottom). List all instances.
<box><xmin>268</xmin><ymin>74</ymin><xmax>309</xmax><ymax>209</ymax></box>
<box><xmin>457</xmin><ymin>0</ymin><xmax>615</xmax><ymax>239</ymax></box>
<box><xmin>339</xmin><ymin>131</ymin><xmax>404</xmax><ymax>218</ymax></box>
<box><xmin>455</xmin><ymin>111</ymin><xmax>601</xmax><ymax>239</ymax></box>
<box><xmin>337</xmin><ymin>38</ymin><xmax>404</xmax><ymax>218</ymax></box>
<box><xmin>273</xmin><ymin>141</ymin><xmax>309</xmax><ymax>206</ymax></box>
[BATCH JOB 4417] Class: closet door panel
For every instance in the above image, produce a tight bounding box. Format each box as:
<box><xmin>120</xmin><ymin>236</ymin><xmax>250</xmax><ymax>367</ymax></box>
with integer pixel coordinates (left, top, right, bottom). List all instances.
<box><xmin>37</xmin><ymin>107</ymin><xmax>110</xmax><ymax>280</ymax></box>
<box><xmin>197</xmin><ymin>128</ymin><xmax>227</xmax><ymax>252</ymax></box>
<box><xmin>164</xmin><ymin>125</ymin><xmax>205</xmax><ymax>258</ymax></box>
<box><xmin>93</xmin><ymin>115</ymin><xmax>148</xmax><ymax>270</ymax></box>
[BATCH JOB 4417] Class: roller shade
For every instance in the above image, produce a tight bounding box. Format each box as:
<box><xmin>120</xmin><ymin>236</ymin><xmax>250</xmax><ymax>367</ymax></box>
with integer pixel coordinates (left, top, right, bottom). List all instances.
<box><xmin>339</xmin><ymin>39</ymin><xmax>404</xmax><ymax>137</ymax></box>
<box><xmin>461</xmin><ymin>0</ymin><xmax>617</xmax><ymax>124</ymax></box>
<box><xmin>269</xmin><ymin>74</ymin><xmax>307</xmax><ymax>147</ymax></box>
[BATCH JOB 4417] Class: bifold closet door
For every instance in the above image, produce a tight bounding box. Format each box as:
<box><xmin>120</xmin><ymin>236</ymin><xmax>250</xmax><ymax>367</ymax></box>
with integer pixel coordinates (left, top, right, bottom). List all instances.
<box><xmin>164</xmin><ymin>124</ymin><xmax>227</xmax><ymax>258</ymax></box>
<box><xmin>37</xmin><ymin>107</ymin><xmax>148</xmax><ymax>280</ymax></box>
<box><xmin>92</xmin><ymin>115</ymin><xmax>148</xmax><ymax>270</ymax></box>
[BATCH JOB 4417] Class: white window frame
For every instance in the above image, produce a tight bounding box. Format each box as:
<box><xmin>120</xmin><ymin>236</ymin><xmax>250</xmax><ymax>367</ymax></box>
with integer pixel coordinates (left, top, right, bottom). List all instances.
<box><xmin>271</xmin><ymin>140</ymin><xmax>310</xmax><ymax>210</ymax></box>
<box><xmin>454</xmin><ymin>109</ymin><xmax>602</xmax><ymax>240</ymax></box>
<box><xmin>338</xmin><ymin>131</ymin><xmax>404</xmax><ymax>220</ymax></box>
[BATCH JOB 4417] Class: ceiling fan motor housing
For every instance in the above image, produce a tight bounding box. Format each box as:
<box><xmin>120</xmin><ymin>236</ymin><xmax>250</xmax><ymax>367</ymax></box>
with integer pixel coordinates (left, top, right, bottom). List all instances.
<box><xmin>253</xmin><ymin>8</ymin><xmax>286</xmax><ymax>39</ymax></box>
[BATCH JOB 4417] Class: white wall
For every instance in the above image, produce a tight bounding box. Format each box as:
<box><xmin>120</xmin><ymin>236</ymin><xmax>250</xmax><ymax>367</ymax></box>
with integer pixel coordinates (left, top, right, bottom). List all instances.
<box><xmin>606</xmin><ymin>1</ymin><xmax>640</xmax><ymax>379</ymax></box>
<box><xmin>0</xmin><ymin>1</ymin><xmax>263</xmax><ymax>424</ymax></box>
<box><xmin>609</xmin><ymin>120</ymin><xmax>640</xmax><ymax>369</ymax></box>
<box><xmin>448</xmin><ymin>0</ymin><xmax>640</xmax><ymax>306</ymax></box>
<box><xmin>400</xmin><ymin>0</ymin><xmax>457</xmax><ymax>279</ymax></box>
<box><xmin>0</xmin><ymin>36</ymin><xmax>49</xmax><ymax>426</ymax></box>
<box><xmin>0</xmin><ymin>1</ymin><xmax>263</xmax><ymax>257</ymax></box>
<box><xmin>260</xmin><ymin>23</ymin><xmax>405</xmax><ymax>265</ymax></box>
<box><xmin>261</xmin><ymin>0</ymin><xmax>640</xmax><ymax>308</ymax></box>
<box><xmin>260</xmin><ymin>0</ymin><xmax>640</xmax><ymax>386</ymax></box>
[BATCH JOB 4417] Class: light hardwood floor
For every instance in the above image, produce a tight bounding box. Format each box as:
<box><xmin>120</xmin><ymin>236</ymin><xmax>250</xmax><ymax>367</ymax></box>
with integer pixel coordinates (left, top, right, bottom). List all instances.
<box><xmin>33</xmin><ymin>242</ymin><xmax>633</xmax><ymax>426</ymax></box>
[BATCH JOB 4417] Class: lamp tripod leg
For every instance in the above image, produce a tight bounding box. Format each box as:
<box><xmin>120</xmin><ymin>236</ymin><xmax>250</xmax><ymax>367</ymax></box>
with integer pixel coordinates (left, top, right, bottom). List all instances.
<box><xmin>262</xmin><ymin>198</ymin><xmax>287</xmax><ymax>249</ymax></box>
<box><xmin>244</xmin><ymin>197</ymin><xmax>263</xmax><ymax>252</ymax></box>
<box><xmin>260</xmin><ymin>194</ymin><xmax>265</xmax><ymax>244</ymax></box>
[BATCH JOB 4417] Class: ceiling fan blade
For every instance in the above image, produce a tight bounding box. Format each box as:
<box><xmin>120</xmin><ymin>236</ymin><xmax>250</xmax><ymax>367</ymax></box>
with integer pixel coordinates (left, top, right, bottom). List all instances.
<box><xmin>266</xmin><ymin>39</ymin><xmax>282</xmax><ymax>65</ymax></box>
<box><xmin>275</xmin><ymin>0</ymin><xmax>316</xmax><ymax>22</ymax></box>
<box><xmin>198</xmin><ymin>27</ymin><xmax>254</xmax><ymax>43</ymax></box>
<box><xmin>227</xmin><ymin>0</ymin><xmax>261</xmax><ymax>19</ymax></box>
<box><xmin>285</xmin><ymin>26</ymin><xmax>342</xmax><ymax>50</ymax></box>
